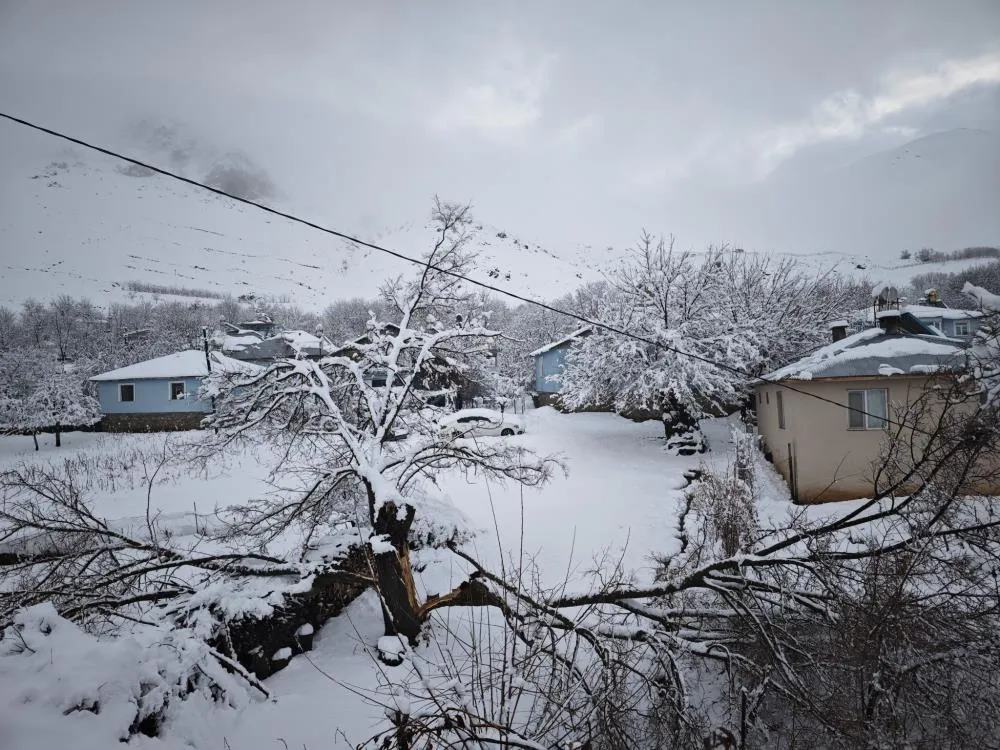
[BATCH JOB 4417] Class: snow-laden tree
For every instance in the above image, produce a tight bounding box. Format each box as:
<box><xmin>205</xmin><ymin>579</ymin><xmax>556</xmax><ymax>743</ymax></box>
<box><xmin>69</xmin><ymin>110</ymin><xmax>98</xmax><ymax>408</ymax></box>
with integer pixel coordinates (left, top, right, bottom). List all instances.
<box><xmin>204</xmin><ymin>200</ymin><xmax>556</xmax><ymax>642</ymax></box>
<box><xmin>25</xmin><ymin>368</ymin><xmax>101</xmax><ymax>447</ymax></box>
<box><xmin>561</xmin><ymin>236</ymin><xmax>761</xmax><ymax>451</ymax></box>
<box><xmin>561</xmin><ymin>236</ymin><xmax>857</xmax><ymax>452</ymax></box>
<box><xmin>0</xmin><ymin>348</ymin><xmax>98</xmax><ymax>449</ymax></box>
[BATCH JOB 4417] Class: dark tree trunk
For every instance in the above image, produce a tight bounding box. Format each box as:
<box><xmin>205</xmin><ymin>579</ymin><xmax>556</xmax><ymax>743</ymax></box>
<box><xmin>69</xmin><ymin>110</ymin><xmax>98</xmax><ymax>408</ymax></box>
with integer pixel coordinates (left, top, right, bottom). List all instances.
<box><xmin>55</xmin><ymin>428</ymin><xmax>61</xmax><ymax>448</ymax></box>
<box><xmin>371</xmin><ymin>501</ymin><xmax>423</xmax><ymax>644</ymax></box>
<box><xmin>661</xmin><ymin>392</ymin><xmax>707</xmax><ymax>456</ymax></box>
<box><xmin>32</xmin><ymin>432</ymin><xmax>39</xmax><ymax>451</ymax></box>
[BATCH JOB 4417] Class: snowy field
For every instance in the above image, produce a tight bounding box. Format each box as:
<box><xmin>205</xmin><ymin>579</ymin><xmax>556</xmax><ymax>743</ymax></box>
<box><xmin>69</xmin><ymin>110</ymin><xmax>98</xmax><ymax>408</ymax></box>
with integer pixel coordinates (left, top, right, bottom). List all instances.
<box><xmin>0</xmin><ymin>407</ymin><xmax>824</xmax><ymax>749</ymax></box>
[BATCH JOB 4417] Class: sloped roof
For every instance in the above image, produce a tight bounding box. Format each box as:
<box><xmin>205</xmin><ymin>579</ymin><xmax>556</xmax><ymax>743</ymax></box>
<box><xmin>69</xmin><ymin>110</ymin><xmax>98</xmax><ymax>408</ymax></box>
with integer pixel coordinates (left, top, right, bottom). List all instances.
<box><xmin>90</xmin><ymin>350</ymin><xmax>211</xmax><ymax>381</ymax></box>
<box><xmin>529</xmin><ymin>326</ymin><xmax>593</xmax><ymax>357</ymax></box>
<box><xmin>763</xmin><ymin>328</ymin><xmax>967</xmax><ymax>382</ymax></box>
<box><xmin>902</xmin><ymin>304</ymin><xmax>983</xmax><ymax>321</ymax></box>
<box><xmin>90</xmin><ymin>351</ymin><xmax>256</xmax><ymax>381</ymax></box>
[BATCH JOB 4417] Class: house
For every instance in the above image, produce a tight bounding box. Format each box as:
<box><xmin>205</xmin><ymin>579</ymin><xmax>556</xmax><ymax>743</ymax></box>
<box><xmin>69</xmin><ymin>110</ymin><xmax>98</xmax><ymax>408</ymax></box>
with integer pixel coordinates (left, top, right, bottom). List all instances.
<box><xmin>853</xmin><ymin>284</ymin><xmax>984</xmax><ymax>340</ymax></box>
<box><xmin>89</xmin><ymin>350</ymin><xmax>248</xmax><ymax>432</ymax></box>
<box><xmin>216</xmin><ymin>323</ymin><xmax>336</xmax><ymax>365</ymax></box>
<box><xmin>333</xmin><ymin>323</ymin><xmax>472</xmax><ymax>401</ymax></box>
<box><xmin>902</xmin><ymin>304</ymin><xmax>983</xmax><ymax>340</ymax></box>
<box><xmin>755</xmin><ymin>310</ymin><xmax>981</xmax><ymax>503</ymax></box>
<box><xmin>529</xmin><ymin>327</ymin><xmax>592</xmax><ymax>406</ymax></box>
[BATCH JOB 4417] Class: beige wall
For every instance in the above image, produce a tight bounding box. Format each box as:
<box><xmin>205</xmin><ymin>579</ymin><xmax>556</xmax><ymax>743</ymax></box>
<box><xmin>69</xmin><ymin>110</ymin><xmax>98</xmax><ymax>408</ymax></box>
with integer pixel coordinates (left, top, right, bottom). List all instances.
<box><xmin>755</xmin><ymin>377</ymin><xmax>984</xmax><ymax>503</ymax></box>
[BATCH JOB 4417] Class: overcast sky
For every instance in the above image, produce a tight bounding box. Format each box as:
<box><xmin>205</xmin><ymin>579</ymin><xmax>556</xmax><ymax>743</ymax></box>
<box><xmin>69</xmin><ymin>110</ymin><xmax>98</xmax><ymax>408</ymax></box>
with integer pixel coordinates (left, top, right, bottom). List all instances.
<box><xmin>1</xmin><ymin>1</ymin><xmax>998</xmax><ymax>253</ymax></box>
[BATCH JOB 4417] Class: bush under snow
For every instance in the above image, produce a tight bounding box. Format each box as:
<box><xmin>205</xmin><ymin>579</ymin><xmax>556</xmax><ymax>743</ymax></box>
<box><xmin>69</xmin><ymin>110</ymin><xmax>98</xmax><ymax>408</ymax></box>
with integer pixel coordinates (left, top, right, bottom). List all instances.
<box><xmin>0</xmin><ymin>603</ymin><xmax>255</xmax><ymax>749</ymax></box>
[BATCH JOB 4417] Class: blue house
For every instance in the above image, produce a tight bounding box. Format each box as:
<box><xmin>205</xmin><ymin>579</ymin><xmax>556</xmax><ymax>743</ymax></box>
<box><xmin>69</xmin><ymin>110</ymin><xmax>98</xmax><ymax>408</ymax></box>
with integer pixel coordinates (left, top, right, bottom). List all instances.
<box><xmin>903</xmin><ymin>304</ymin><xmax>983</xmax><ymax>341</ymax></box>
<box><xmin>90</xmin><ymin>350</ymin><xmax>218</xmax><ymax>432</ymax></box>
<box><xmin>529</xmin><ymin>327</ymin><xmax>592</xmax><ymax>406</ymax></box>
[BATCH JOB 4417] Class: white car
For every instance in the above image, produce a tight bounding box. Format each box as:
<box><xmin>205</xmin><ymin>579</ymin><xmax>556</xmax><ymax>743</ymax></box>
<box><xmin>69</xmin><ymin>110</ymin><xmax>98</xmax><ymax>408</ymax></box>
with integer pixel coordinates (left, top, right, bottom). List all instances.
<box><xmin>439</xmin><ymin>409</ymin><xmax>526</xmax><ymax>439</ymax></box>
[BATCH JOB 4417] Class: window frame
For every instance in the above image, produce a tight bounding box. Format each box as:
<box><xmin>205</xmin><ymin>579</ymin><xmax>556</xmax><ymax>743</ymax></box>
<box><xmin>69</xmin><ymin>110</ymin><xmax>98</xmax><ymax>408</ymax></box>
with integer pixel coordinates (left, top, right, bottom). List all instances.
<box><xmin>168</xmin><ymin>381</ymin><xmax>186</xmax><ymax>401</ymax></box>
<box><xmin>847</xmin><ymin>388</ymin><xmax>889</xmax><ymax>430</ymax></box>
<box><xmin>118</xmin><ymin>383</ymin><xmax>135</xmax><ymax>402</ymax></box>
<box><xmin>953</xmin><ymin>320</ymin><xmax>970</xmax><ymax>337</ymax></box>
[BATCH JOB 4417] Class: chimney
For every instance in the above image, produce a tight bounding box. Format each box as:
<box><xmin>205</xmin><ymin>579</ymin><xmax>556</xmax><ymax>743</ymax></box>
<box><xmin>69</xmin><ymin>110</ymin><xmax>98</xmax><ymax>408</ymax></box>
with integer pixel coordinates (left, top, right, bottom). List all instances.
<box><xmin>876</xmin><ymin>309</ymin><xmax>901</xmax><ymax>333</ymax></box>
<box><xmin>828</xmin><ymin>319</ymin><xmax>848</xmax><ymax>342</ymax></box>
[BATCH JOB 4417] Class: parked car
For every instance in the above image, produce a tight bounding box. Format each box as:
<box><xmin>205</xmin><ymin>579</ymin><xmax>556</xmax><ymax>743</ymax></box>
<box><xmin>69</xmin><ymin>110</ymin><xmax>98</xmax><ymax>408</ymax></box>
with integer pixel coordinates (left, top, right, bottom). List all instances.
<box><xmin>439</xmin><ymin>409</ymin><xmax>525</xmax><ymax>439</ymax></box>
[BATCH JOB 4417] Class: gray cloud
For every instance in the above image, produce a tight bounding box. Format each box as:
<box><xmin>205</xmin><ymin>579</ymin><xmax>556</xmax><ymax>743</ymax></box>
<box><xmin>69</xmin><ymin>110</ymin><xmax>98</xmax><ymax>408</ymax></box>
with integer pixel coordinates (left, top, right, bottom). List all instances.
<box><xmin>1</xmin><ymin>0</ymin><xmax>998</xmax><ymax>256</ymax></box>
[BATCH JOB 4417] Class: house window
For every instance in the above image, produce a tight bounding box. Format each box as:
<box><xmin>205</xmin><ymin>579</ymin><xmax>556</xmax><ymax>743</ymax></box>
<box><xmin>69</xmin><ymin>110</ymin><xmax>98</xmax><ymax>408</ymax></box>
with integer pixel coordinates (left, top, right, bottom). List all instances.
<box><xmin>169</xmin><ymin>382</ymin><xmax>186</xmax><ymax>401</ymax></box>
<box><xmin>954</xmin><ymin>321</ymin><xmax>970</xmax><ymax>337</ymax></box>
<box><xmin>776</xmin><ymin>391</ymin><xmax>785</xmax><ymax>429</ymax></box>
<box><xmin>765</xmin><ymin>391</ymin><xmax>770</xmax><ymax>405</ymax></box>
<box><xmin>847</xmin><ymin>389</ymin><xmax>888</xmax><ymax>429</ymax></box>
<box><xmin>119</xmin><ymin>383</ymin><xmax>135</xmax><ymax>402</ymax></box>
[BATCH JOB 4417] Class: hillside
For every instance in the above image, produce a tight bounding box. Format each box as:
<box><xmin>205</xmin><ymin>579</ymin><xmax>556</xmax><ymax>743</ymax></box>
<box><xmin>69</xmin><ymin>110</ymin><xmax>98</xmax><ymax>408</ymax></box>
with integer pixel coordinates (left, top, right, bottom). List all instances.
<box><xmin>2</xmin><ymin>123</ymin><xmax>998</xmax><ymax>312</ymax></box>
<box><xmin>0</xmin><ymin>130</ymin><xmax>608</xmax><ymax>310</ymax></box>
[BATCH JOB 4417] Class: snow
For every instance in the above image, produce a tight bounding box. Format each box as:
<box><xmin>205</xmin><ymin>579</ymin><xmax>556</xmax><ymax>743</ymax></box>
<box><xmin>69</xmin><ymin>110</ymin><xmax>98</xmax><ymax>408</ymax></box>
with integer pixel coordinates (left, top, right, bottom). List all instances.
<box><xmin>827</xmin><ymin>319</ymin><xmax>848</xmax><ymax>328</ymax></box>
<box><xmin>377</xmin><ymin>635</ymin><xmax>408</xmax><ymax>662</ymax></box>
<box><xmin>281</xmin><ymin>330</ymin><xmax>328</xmax><ymax>351</ymax></box>
<box><xmin>528</xmin><ymin>326</ymin><xmax>592</xmax><ymax>357</ymax></box>
<box><xmin>878</xmin><ymin>363</ymin><xmax>905</xmax><ymax>376</ymax></box>
<box><xmin>0</xmin><ymin>406</ymin><xmax>865</xmax><ymax>748</ymax></box>
<box><xmin>272</xmin><ymin>647</ymin><xmax>292</xmax><ymax>661</ymax></box>
<box><xmin>765</xmin><ymin>328</ymin><xmax>965</xmax><ymax>381</ymax></box>
<box><xmin>90</xmin><ymin>350</ymin><xmax>210</xmax><ymax>381</ymax></box>
<box><xmin>0</xmin><ymin>603</ymin><xmax>254</xmax><ymax>750</ymax></box>
<box><xmin>222</xmin><ymin>334</ymin><xmax>262</xmax><ymax>351</ymax></box>
<box><xmin>90</xmin><ymin>350</ymin><xmax>256</xmax><ymax>381</ymax></box>
<box><xmin>963</xmin><ymin>281</ymin><xmax>1000</xmax><ymax>312</ymax></box>
<box><xmin>902</xmin><ymin>304</ymin><xmax>982</xmax><ymax>321</ymax></box>
<box><xmin>0</xmin><ymin>140</ymin><xmax>608</xmax><ymax>309</ymax></box>
<box><xmin>294</xmin><ymin>623</ymin><xmax>314</xmax><ymax>637</ymax></box>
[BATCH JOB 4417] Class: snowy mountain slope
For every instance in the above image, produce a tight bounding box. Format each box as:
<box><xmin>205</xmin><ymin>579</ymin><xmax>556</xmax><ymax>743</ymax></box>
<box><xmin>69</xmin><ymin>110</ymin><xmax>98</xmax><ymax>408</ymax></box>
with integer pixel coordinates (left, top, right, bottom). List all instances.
<box><xmin>754</xmin><ymin>249</ymin><xmax>998</xmax><ymax>289</ymax></box>
<box><xmin>725</xmin><ymin>128</ymin><xmax>1000</xmax><ymax>259</ymax></box>
<box><xmin>0</xmin><ymin>142</ymin><xmax>608</xmax><ymax>310</ymax></box>
<box><xmin>2</xmin><ymin>124</ymin><xmax>997</xmax><ymax>312</ymax></box>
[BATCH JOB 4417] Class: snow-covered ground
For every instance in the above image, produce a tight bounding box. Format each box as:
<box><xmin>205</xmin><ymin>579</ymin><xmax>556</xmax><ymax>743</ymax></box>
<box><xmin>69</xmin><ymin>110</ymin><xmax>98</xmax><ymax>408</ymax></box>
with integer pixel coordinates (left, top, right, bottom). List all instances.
<box><xmin>0</xmin><ymin>408</ymin><xmax>808</xmax><ymax>749</ymax></box>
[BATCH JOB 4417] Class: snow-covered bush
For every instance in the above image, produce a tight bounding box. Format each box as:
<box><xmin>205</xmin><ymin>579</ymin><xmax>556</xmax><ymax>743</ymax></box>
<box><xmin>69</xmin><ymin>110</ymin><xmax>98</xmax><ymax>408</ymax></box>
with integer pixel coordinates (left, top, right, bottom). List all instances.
<box><xmin>0</xmin><ymin>603</ymin><xmax>254</xmax><ymax>746</ymax></box>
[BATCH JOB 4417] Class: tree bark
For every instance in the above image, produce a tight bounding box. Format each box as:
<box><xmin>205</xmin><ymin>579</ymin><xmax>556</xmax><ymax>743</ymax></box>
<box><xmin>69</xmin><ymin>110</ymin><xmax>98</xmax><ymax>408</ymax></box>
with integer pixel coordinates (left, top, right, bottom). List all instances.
<box><xmin>32</xmin><ymin>432</ymin><xmax>39</xmax><ymax>451</ymax></box>
<box><xmin>371</xmin><ymin>501</ymin><xmax>423</xmax><ymax>644</ymax></box>
<box><xmin>55</xmin><ymin>428</ymin><xmax>61</xmax><ymax>448</ymax></box>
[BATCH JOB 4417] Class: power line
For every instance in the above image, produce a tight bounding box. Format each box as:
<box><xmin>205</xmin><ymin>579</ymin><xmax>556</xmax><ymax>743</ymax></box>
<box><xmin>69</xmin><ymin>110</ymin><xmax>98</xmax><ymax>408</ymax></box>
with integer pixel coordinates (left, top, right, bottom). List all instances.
<box><xmin>0</xmin><ymin>111</ymin><xmax>959</xmax><ymax>437</ymax></box>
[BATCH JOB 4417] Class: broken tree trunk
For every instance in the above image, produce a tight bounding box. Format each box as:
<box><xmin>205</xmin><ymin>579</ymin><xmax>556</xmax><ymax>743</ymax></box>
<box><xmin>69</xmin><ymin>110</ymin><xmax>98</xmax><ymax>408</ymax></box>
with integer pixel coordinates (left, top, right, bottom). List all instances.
<box><xmin>370</xmin><ymin>501</ymin><xmax>424</xmax><ymax>645</ymax></box>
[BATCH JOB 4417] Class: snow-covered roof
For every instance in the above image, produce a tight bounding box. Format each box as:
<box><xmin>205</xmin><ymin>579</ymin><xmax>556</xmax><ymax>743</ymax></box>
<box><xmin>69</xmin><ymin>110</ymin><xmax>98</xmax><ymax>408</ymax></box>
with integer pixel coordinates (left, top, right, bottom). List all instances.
<box><xmin>222</xmin><ymin>333</ymin><xmax>264</xmax><ymax>351</ymax></box>
<box><xmin>763</xmin><ymin>328</ymin><xmax>967</xmax><ymax>382</ymax></box>
<box><xmin>529</xmin><ymin>326</ymin><xmax>593</xmax><ymax>357</ymax></box>
<box><xmin>90</xmin><ymin>350</ymin><xmax>255</xmax><ymax>381</ymax></box>
<box><xmin>281</xmin><ymin>330</ymin><xmax>333</xmax><ymax>352</ymax></box>
<box><xmin>901</xmin><ymin>304</ymin><xmax>982</xmax><ymax>321</ymax></box>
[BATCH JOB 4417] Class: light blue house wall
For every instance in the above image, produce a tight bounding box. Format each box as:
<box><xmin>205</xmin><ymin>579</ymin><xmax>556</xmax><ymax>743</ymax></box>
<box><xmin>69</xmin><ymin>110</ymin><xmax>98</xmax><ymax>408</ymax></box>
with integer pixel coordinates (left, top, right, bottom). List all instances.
<box><xmin>908</xmin><ymin>314</ymin><xmax>982</xmax><ymax>340</ymax></box>
<box><xmin>96</xmin><ymin>376</ymin><xmax>211</xmax><ymax>414</ymax></box>
<box><xmin>534</xmin><ymin>345</ymin><xmax>572</xmax><ymax>394</ymax></box>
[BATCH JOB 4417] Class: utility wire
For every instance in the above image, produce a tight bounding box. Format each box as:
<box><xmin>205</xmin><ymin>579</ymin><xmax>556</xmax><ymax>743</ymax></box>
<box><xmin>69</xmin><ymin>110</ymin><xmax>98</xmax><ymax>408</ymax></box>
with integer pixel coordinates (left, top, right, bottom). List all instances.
<box><xmin>0</xmin><ymin>110</ymin><xmax>968</xmax><ymax>438</ymax></box>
